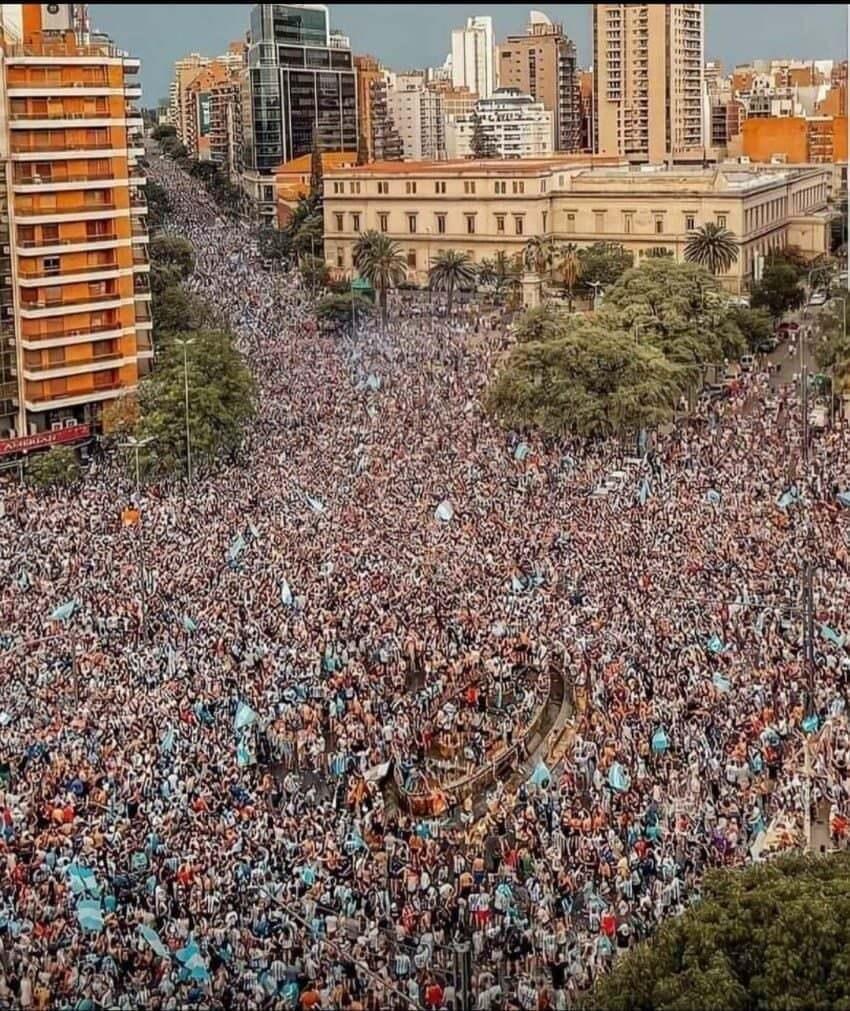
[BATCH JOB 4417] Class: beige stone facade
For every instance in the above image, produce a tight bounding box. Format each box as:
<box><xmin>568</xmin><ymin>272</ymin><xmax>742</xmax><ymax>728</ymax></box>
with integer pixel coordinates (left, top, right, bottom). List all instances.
<box><xmin>593</xmin><ymin>4</ymin><xmax>704</xmax><ymax>162</ymax></box>
<box><xmin>322</xmin><ymin>159</ymin><xmax>832</xmax><ymax>294</ymax></box>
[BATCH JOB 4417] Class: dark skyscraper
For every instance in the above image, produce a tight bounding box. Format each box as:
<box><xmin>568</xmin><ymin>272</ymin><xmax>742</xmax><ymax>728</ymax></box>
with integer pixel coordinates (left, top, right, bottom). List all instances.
<box><xmin>242</xmin><ymin>4</ymin><xmax>357</xmax><ymax>223</ymax></box>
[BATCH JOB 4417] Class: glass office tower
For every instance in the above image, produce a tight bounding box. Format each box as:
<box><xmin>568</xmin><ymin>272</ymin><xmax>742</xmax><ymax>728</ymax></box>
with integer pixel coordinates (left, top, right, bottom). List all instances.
<box><xmin>244</xmin><ymin>4</ymin><xmax>357</xmax><ymax>185</ymax></box>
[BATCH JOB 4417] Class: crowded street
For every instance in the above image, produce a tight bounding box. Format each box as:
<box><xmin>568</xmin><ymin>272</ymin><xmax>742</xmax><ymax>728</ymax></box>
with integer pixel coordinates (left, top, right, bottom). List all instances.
<box><xmin>1</xmin><ymin>154</ymin><xmax>850</xmax><ymax>1011</ymax></box>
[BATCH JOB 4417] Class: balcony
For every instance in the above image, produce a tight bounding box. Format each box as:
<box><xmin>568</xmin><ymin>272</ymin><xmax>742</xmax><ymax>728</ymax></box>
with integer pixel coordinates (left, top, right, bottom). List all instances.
<box><xmin>18</xmin><ymin>260</ymin><xmax>124</xmax><ymax>284</ymax></box>
<box><xmin>11</xmin><ymin>140</ymin><xmax>116</xmax><ymax>153</ymax></box>
<box><xmin>15</xmin><ymin>203</ymin><xmax>122</xmax><ymax>226</ymax></box>
<box><xmin>25</xmin><ymin>382</ymin><xmax>136</xmax><ymax>412</ymax></box>
<box><xmin>20</xmin><ymin>292</ymin><xmax>132</xmax><ymax>319</ymax></box>
<box><xmin>16</xmin><ymin>232</ymin><xmax>132</xmax><ymax>256</ymax></box>
<box><xmin>19</xmin><ymin>322</ymin><xmax>130</xmax><ymax>349</ymax></box>
<box><xmin>13</xmin><ymin>172</ymin><xmax>129</xmax><ymax>193</ymax></box>
<box><xmin>131</xmin><ymin>227</ymin><xmax>149</xmax><ymax>245</ymax></box>
<box><xmin>11</xmin><ymin>144</ymin><xmax>125</xmax><ymax>162</ymax></box>
<box><xmin>24</xmin><ymin>351</ymin><xmax>126</xmax><ymax>378</ymax></box>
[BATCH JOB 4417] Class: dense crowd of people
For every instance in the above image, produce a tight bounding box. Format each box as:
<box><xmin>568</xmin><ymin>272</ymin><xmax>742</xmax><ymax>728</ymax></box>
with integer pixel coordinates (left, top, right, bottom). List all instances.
<box><xmin>1</xmin><ymin>154</ymin><xmax>850</xmax><ymax>1011</ymax></box>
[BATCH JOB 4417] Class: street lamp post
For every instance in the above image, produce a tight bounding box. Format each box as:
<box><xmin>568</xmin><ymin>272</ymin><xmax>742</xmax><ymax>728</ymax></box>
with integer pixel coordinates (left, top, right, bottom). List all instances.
<box><xmin>174</xmin><ymin>338</ymin><xmax>196</xmax><ymax>483</ymax></box>
<box><xmin>118</xmin><ymin>435</ymin><xmax>154</xmax><ymax>641</ymax></box>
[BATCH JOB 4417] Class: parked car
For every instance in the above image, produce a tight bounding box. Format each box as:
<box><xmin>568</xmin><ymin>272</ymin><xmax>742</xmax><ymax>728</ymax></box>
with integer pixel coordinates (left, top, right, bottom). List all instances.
<box><xmin>777</xmin><ymin>321</ymin><xmax>800</xmax><ymax>335</ymax></box>
<box><xmin>757</xmin><ymin>336</ymin><xmax>779</xmax><ymax>353</ymax></box>
<box><xmin>808</xmin><ymin>290</ymin><xmax>828</xmax><ymax>307</ymax></box>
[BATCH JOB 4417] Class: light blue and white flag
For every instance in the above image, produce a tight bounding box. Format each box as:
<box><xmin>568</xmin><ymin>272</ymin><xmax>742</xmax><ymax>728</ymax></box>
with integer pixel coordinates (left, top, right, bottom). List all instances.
<box><xmin>227</xmin><ymin>533</ymin><xmax>246</xmax><ymax>564</ymax></box>
<box><xmin>777</xmin><ymin>488</ymin><xmax>799</xmax><ymax>511</ymax></box>
<box><xmin>138</xmin><ymin>924</ymin><xmax>170</xmax><ymax>958</ymax></box>
<box><xmin>514</xmin><ymin>442</ymin><xmax>530</xmax><ymax>462</ymax></box>
<box><xmin>435</xmin><ymin>500</ymin><xmax>454</xmax><ymax>523</ymax></box>
<box><xmin>160</xmin><ymin>725</ymin><xmax>176</xmax><ymax>755</ymax></box>
<box><xmin>821</xmin><ymin>624</ymin><xmax>845</xmax><ymax>648</ymax></box>
<box><xmin>706</xmin><ymin>489</ymin><xmax>721</xmax><ymax>505</ymax></box>
<box><xmin>234</xmin><ymin>701</ymin><xmax>257</xmax><ymax>730</ymax></box>
<box><xmin>182</xmin><ymin>615</ymin><xmax>197</xmax><ymax>634</ymax></box>
<box><xmin>706</xmin><ymin>634</ymin><xmax>726</xmax><ymax>654</ymax></box>
<box><xmin>176</xmin><ymin>940</ymin><xmax>210</xmax><ymax>982</ymax></box>
<box><xmin>49</xmin><ymin>599</ymin><xmax>77</xmax><ymax>623</ymax></box>
<box><xmin>608</xmin><ymin>761</ymin><xmax>630</xmax><ymax>793</ymax></box>
<box><xmin>76</xmin><ymin>899</ymin><xmax>104</xmax><ymax>933</ymax></box>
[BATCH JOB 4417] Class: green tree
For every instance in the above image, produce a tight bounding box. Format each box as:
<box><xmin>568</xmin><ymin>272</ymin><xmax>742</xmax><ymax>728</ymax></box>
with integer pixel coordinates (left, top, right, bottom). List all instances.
<box><xmin>684</xmin><ymin>222</ymin><xmax>739</xmax><ymax>275</ymax></box>
<box><xmin>137</xmin><ymin>328</ymin><xmax>256</xmax><ymax>474</ymax></box>
<box><xmin>578</xmin><ymin>242</ymin><xmax>634</xmax><ymax>294</ymax></box>
<box><xmin>555</xmin><ymin>243</ymin><xmax>582</xmax><ymax>309</ymax></box>
<box><xmin>469</xmin><ymin>112</ymin><xmax>497</xmax><ymax>159</ymax></box>
<box><xmin>150</xmin><ymin>234</ymin><xmax>195</xmax><ymax>277</ymax></box>
<box><xmin>152</xmin><ymin>283</ymin><xmax>213</xmax><ymax>340</ymax></box>
<box><xmin>750</xmin><ymin>262</ymin><xmax>806</xmax><ymax>320</ymax></box>
<box><xmin>429</xmin><ymin>250</ymin><xmax>477</xmax><ymax>314</ymax></box>
<box><xmin>352</xmin><ymin>230</ymin><xmax>407</xmax><ymax>327</ymax></box>
<box><xmin>512</xmin><ymin>303</ymin><xmax>572</xmax><ymax>343</ymax></box>
<box><xmin>486</xmin><ymin>314</ymin><xmax>683</xmax><ymax>440</ymax></box>
<box><xmin>729</xmin><ymin>306</ymin><xmax>774</xmax><ymax>352</ymax></box>
<box><xmin>291</xmin><ymin>212</ymin><xmax>324</xmax><ymax>259</ymax></box>
<box><xmin>27</xmin><ymin>446</ymin><xmax>80</xmax><ymax>488</ymax></box>
<box><xmin>145</xmin><ymin>180</ymin><xmax>172</xmax><ymax>234</ymax></box>
<box><xmin>814</xmin><ymin>300</ymin><xmax>850</xmax><ymax>392</ymax></box>
<box><xmin>316</xmin><ymin>292</ymin><xmax>375</xmax><ymax>334</ymax></box>
<box><xmin>581</xmin><ymin>855</ymin><xmax>850</xmax><ymax>1011</ymax></box>
<box><xmin>160</xmin><ymin>135</ymin><xmax>188</xmax><ymax>160</ymax></box>
<box><xmin>603</xmin><ymin>258</ymin><xmax>745</xmax><ymax>369</ymax></box>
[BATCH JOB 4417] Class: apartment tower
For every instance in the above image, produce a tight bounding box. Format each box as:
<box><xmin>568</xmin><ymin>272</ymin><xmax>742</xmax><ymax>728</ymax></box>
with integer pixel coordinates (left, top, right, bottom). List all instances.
<box><xmin>451</xmin><ymin>16</ymin><xmax>495</xmax><ymax>100</ymax></box>
<box><xmin>498</xmin><ymin>11</ymin><xmax>581</xmax><ymax>153</ymax></box>
<box><xmin>593</xmin><ymin>4</ymin><xmax>704</xmax><ymax>162</ymax></box>
<box><xmin>0</xmin><ymin>2</ymin><xmax>148</xmax><ymax>441</ymax></box>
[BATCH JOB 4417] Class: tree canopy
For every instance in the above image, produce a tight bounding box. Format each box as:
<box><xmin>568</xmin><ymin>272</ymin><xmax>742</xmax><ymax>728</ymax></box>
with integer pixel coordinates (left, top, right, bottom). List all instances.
<box><xmin>486</xmin><ymin>314</ymin><xmax>683</xmax><ymax>440</ymax></box>
<box><xmin>137</xmin><ymin>327</ymin><xmax>256</xmax><ymax>476</ymax></box>
<box><xmin>353</xmin><ymin>230</ymin><xmax>407</xmax><ymax>325</ymax></box>
<box><xmin>581</xmin><ymin>855</ymin><xmax>850</xmax><ymax>1011</ymax></box>
<box><xmin>429</xmin><ymin>250</ymin><xmax>477</xmax><ymax>314</ymax></box>
<box><xmin>578</xmin><ymin>242</ymin><xmax>634</xmax><ymax>293</ymax></box>
<box><xmin>750</xmin><ymin>262</ymin><xmax>806</xmax><ymax>320</ymax></box>
<box><xmin>315</xmin><ymin>292</ymin><xmax>375</xmax><ymax>334</ymax></box>
<box><xmin>26</xmin><ymin>446</ymin><xmax>80</xmax><ymax>489</ymax></box>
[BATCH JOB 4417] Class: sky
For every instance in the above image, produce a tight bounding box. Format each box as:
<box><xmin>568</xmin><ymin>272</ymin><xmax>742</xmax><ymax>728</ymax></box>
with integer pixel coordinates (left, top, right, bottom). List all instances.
<box><xmin>91</xmin><ymin>3</ymin><xmax>848</xmax><ymax>106</ymax></box>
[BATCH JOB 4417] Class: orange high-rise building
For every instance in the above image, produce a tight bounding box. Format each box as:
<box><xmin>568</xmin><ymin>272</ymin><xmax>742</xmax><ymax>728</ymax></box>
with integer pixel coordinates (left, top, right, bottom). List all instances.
<box><xmin>0</xmin><ymin>3</ymin><xmax>148</xmax><ymax>442</ymax></box>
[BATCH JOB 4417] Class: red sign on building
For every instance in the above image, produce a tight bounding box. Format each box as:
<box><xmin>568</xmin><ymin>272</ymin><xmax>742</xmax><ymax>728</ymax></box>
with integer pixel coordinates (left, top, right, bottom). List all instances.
<box><xmin>0</xmin><ymin>424</ymin><xmax>90</xmax><ymax>457</ymax></box>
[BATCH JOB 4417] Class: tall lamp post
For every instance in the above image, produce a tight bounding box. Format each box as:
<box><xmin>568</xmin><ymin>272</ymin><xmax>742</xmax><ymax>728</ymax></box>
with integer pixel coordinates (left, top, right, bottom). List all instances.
<box><xmin>118</xmin><ymin>435</ymin><xmax>154</xmax><ymax>640</ymax></box>
<box><xmin>174</xmin><ymin>338</ymin><xmax>196</xmax><ymax>483</ymax></box>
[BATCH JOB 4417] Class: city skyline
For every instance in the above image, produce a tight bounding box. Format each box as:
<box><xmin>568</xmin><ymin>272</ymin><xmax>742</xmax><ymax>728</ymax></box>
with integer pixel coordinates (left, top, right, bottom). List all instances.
<box><xmin>94</xmin><ymin>3</ymin><xmax>848</xmax><ymax>104</ymax></box>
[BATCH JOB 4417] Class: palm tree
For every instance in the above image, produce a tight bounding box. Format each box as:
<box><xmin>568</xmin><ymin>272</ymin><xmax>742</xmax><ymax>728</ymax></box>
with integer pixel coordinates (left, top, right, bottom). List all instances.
<box><xmin>353</xmin><ymin>230</ymin><xmax>407</xmax><ymax>327</ymax></box>
<box><xmin>522</xmin><ymin>235</ymin><xmax>556</xmax><ymax>276</ymax></box>
<box><xmin>684</xmin><ymin>223</ymin><xmax>739</xmax><ymax>276</ymax></box>
<box><xmin>555</xmin><ymin>243</ymin><xmax>582</xmax><ymax>311</ymax></box>
<box><xmin>478</xmin><ymin>258</ymin><xmax>497</xmax><ymax>289</ymax></box>
<box><xmin>429</xmin><ymin>250</ymin><xmax>477</xmax><ymax>315</ymax></box>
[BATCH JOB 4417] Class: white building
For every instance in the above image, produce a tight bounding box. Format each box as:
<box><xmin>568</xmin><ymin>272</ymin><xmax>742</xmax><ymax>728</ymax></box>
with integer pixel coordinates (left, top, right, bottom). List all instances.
<box><xmin>387</xmin><ymin>72</ymin><xmax>446</xmax><ymax>161</ymax></box>
<box><xmin>451</xmin><ymin>15</ymin><xmax>495</xmax><ymax>99</ymax></box>
<box><xmin>446</xmin><ymin>87</ymin><xmax>553</xmax><ymax>159</ymax></box>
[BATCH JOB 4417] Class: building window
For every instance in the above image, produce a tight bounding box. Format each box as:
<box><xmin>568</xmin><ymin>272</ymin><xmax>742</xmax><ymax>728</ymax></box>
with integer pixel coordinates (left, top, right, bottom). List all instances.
<box><xmin>333</xmin><ymin>181</ymin><xmax>344</xmax><ymax>194</ymax></box>
<box><xmin>436</xmin><ymin>213</ymin><xmax>446</xmax><ymax>234</ymax></box>
<box><xmin>685</xmin><ymin>214</ymin><xmax>695</xmax><ymax>231</ymax></box>
<box><xmin>378</xmin><ymin>213</ymin><xmax>389</xmax><ymax>232</ymax></box>
<box><xmin>435</xmin><ymin>181</ymin><xmax>446</xmax><ymax>194</ymax></box>
<box><xmin>495</xmin><ymin>181</ymin><xmax>506</xmax><ymax>194</ymax></box>
<box><xmin>540</xmin><ymin>179</ymin><xmax>547</xmax><ymax>193</ymax></box>
<box><xmin>42</xmin><ymin>256</ymin><xmax>60</xmax><ymax>276</ymax></box>
<box><xmin>717</xmin><ymin>213</ymin><xmax>727</xmax><ymax>228</ymax></box>
<box><xmin>542</xmin><ymin>211</ymin><xmax>547</xmax><ymax>232</ymax></box>
<box><xmin>496</xmin><ymin>214</ymin><xmax>505</xmax><ymax>234</ymax></box>
<box><xmin>407</xmin><ymin>214</ymin><xmax>417</xmax><ymax>234</ymax></box>
<box><xmin>336</xmin><ymin>247</ymin><xmax>344</xmax><ymax>267</ymax></box>
<box><xmin>464</xmin><ymin>180</ymin><xmax>476</xmax><ymax>195</ymax></box>
<box><xmin>377</xmin><ymin>181</ymin><xmax>389</xmax><ymax>195</ymax></box>
<box><xmin>349</xmin><ymin>181</ymin><xmax>361</xmax><ymax>194</ymax></box>
<box><xmin>514</xmin><ymin>216</ymin><xmax>524</xmax><ymax>236</ymax></box>
<box><xmin>594</xmin><ymin>211</ymin><xmax>605</xmax><ymax>233</ymax></box>
<box><xmin>405</xmin><ymin>181</ymin><xmax>417</xmax><ymax>195</ymax></box>
<box><xmin>351</xmin><ymin>213</ymin><xmax>361</xmax><ymax>232</ymax></box>
<box><xmin>654</xmin><ymin>216</ymin><xmax>664</xmax><ymax>234</ymax></box>
<box><xmin>263</xmin><ymin>186</ymin><xmax>274</xmax><ymax>202</ymax></box>
<box><xmin>407</xmin><ymin>250</ymin><xmax>417</xmax><ymax>268</ymax></box>
<box><xmin>512</xmin><ymin>181</ymin><xmax>525</xmax><ymax>195</ymax></box>
<box><xmin>465</xmin><ymin>214</ymin><xmax>476</xmax><ymax>235</ymax></box>
<box><xmin>623</xmin><ymin>212</ymin><xmax>633</xmax><ymax>234</ymax></box>
<box><xmin>565</xmin><ymin>212</ymin><xmax>576</xmax><ymax>234</ymax></box>
<box><xmin>335</xmin><ymin>213</ymin><xmax>344</xmax><ymax>232</ymax></box>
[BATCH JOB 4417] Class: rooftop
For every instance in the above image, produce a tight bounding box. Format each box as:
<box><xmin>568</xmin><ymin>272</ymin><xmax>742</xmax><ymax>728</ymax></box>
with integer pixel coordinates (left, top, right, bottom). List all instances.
<box><xmin>324</xmin><ymin>155</ymin><xmax>623</xmax><ymax>177</ymax></box>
